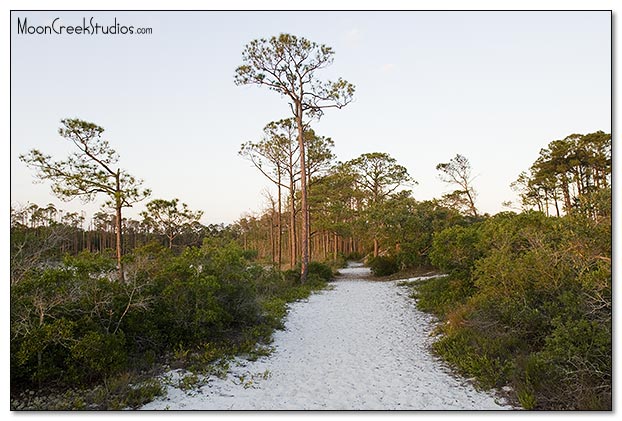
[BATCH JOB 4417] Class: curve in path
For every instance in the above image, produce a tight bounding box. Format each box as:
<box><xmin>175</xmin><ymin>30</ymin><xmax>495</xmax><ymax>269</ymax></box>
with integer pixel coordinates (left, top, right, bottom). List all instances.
<box><xmin>141</xmin><ymin>263</ymin><xmax>511</xmax><ymax>410</ymax></box>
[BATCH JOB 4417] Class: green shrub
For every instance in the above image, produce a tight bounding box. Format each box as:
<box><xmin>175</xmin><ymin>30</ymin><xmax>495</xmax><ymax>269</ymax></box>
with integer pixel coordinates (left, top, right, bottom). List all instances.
<box><xmin>326</xmin><ymin>255</ymin><xmax>347</xmax><ymax>270</ymax></box>
<box><xmin>282</xmin><ymin>268</ymin><xmax>300</xmax><ymax>284</ymax></box>
<box><xmin>516</xmin><ymin>387</ymin><xmax>537</xmax><ymax>410</ymax></box>
<box><xmin>10</xmin><ymin>234</ymin><xmax>330</xmax><ymax>406</ymax></box>
<box><xmin>368</xmin><ymin>255</ymin><xmax>399</xmax><ymax>276</ymax></box>
<box><xmin>429</xmin><ymin>223</ymin><xmax>482</xmax><ymax>278</ymax></box>
<box><xmin>416</xmin><ymin>210</ymin><xmax>611</xmax><ymax>410</ymax></box>
<box><xmin>282</xmin><ymin>261</ymin><xmax>334</xmax><ymax>283</ymax></box>
<box><xmin>307</xmin><ymin>261</ymin><xmax>334</xmax><ymax>282</ymax></box>
<box><xmin>523</xmin><ymin>318</ymin><xmax>611</xmax><ymax>410</ymax></box>
<box><xmin>259</xmin><ymin>297</ymin><xmax>288</xmax><ymax>329</ymax></box>
<box><xmin>432</xmin><ymin>328</ymin><xmax>512</xmax><ymax>389</ymax></box>
<box><xmin>63</xmin><ymin>250</ymin><xmax>116</xmax><ymax>277</ymax></box>
<box><xmin>123</xmin><ymin>379</ymin><xmax>164</xmax><ymax>409</ymax></box>
<box><xmin>70</xmin><ymin>331</ymin><xmax>128</xmax><ymax>382</ymax></box>
<box><xmin>413</xmin><ymin>275</ymin><xmax>473</xmax><ymax>316</ymax></box>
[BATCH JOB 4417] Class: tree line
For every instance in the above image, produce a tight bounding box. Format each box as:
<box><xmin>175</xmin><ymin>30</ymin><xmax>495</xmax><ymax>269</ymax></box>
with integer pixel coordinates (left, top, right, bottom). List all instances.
<box><xmin>15</xmin><ymin>34</ymin><xmax>487</xmax><ymax>282</ymax></box>
<box><xmin>511</xmin><ymin>130</ymin><xmax>610</xmax><ymax>218</ymax></box>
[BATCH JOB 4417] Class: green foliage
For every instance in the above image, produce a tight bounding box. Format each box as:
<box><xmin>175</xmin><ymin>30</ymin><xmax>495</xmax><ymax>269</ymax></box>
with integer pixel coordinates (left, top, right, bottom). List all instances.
<box><xmin>282</xmin><ymin>261</ymin><xmax>334</xmax><ymax>284</ymax></box>
<box><xmin>368</xmin><ymin>255</ymin><xmax>399</xmax><ymax>276</ymax></box>
<box><xmin>416</xmin><ymin>207</ymin><xmax>611</xmax><ymax>410</ymax></box>
<box><xmin>122</xmin><ymin>379</ymin><xmax>164</xmax><ymax>409</ymax></box>
<box><xmin>11</xmin><ymin>237</ymin><xmax>328</xmax><ymax>407</ymax></box>
<box><xmin>86</xmin><ymin>373</ymin><xmax>165</xmax><ymax>410</ymax></box>
<box><xmin>432</xmin><ymin>328</ymin><xmax>513</xmax><ymax>389</ymax></box>
<box><xmin>345</xmin><ymin>152</ymin><xmax>413</xmax><ymax>203</ymax></box>
<box><xmin>520</xmin><ymin>318</ymin><xmax>611</xmax><ymax>409</ymax></box>
<box><xmin>63</xmin><ymin>249</ymin><xmax>117</xmax><ymax>276</ymax></box>
<box><xmin>307</xmin><ymin>261</ymin><xmax>334</xmax><ymax>282</ymax></box>
<box><xmin>19</xmin><ymin>118</ymin><xmax>151</xmax><ymax>281</ymax></box>
<box><xmin>139</xmin><ymin>240</ymin><xmax>263</xmax><ymax>348</ymax></box>
<box><xmin>412</xmin><ymin>275</ymin><xmax>473</xmax><ymax>317</ymax></box>
<box><xmin>178</xmin><ymin>373</ymin><xmax>201</xmax><ymax>391</ymax></box>
<box><xmin>70</xmin><ymin>332</ymin><xmax>128</xmax><ymax>381</ymax></box>
<box><xmin>235</xmin><ymin>33</ymin><xmax>355</xmax><ymax>112</ymax></box>
<box><xmin>140</xmin><ymin>198</ymin><xmax>204</xmax><ymax>249</ymax></box>
<box><xmin>19</xmin><ymin>119</ymin><xmax>151</xmax><ymax>206</ymax></box>
<box><xmin>429</xmin><ymin>223</ymin><xmax>482</xmax><ymax>278</ymax></box>
<box><xmin>516</xmin><ymin>387</ymin><xmax>537</xmax><ymax>410</ymax></box>
<box><xmin>512</xmin><ymin>131</ymin><xmax>610</xmax><ymax>216</ymax></box>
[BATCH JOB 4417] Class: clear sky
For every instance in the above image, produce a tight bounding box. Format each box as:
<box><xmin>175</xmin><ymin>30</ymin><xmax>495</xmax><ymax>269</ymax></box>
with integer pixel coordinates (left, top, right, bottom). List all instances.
<box><xmin>10</xmin><ymin>10</ymin><xmax>611</xmax><ymax>225</ymax></box>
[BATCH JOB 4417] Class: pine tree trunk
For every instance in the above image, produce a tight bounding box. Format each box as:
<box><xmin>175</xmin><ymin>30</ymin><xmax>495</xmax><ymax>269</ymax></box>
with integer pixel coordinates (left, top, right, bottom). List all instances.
<box><xmin>466</xmin><ymin>189</ymin><xmax>478</xmax><ymax>217</ymax></box>
<box><xmin>115</xmin><ymin>171</ymin><xmax>125</xmax><ymax>282</ymax></box>
<box><xmin>289</xmin><ymin>189</ymin><xmax>296</xmax><ymax>269</ymax></box>
<box><xmin>296</xmin><ymin>105</ymin><xmax>309</xmax><ymax>283</ymax></box>
<box><xmin>277</xmin><ymin>181</ymin><xmax>282</xmax><ymax>270</ymax></box>
<box><xmin>269</xmin><ymin>208</ymin><xmax>275</xmax><ymax>265</ymax></box>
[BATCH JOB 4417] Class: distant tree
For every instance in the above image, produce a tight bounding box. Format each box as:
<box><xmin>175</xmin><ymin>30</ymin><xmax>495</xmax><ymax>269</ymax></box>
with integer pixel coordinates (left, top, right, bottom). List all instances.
<box><xmin>308</xmin><ymin>162</ymin><xmax>360</xmax><ymax>261</ymax></box>
<box><xmin>347</xmin><ymin>152</ymin><xmax>412</xmax><ymax>205</ymax></box>
<box><xmin>305</xmin><ymin>129</ymin><xmax>336</xmax><ymax>186</ymax></box>
<box><xmin>235</xmin><ymin>33</ymin><xmax>355</xmax><ymax>282</ymax></box>
<box><xmin>301</xmin><ymin>128</ymin><xmax>336</xmax><ymax>261</ymax></box>
<box><xmin>19</xmin><ymin>119</ymin><xmax>150</xmax><ymax>281</ymax></box>
<box><xmin>240</xmin><ymin>122</ymin><xmax>336</xmax><ymax>269</ymax></box>
<box><xmin>141</xmin><ymin>198</ymin><xmax>204</xmax><ymax>249</ymax></box>
<box><xmin>10</xmin><ymin>205</ymin><xmax>73</xmax><ymax>285</ymax></box>
<box><xmin>512</xmin><ymin>131</ymin><xmax>611</xmax><ymax>218</ymax></box>
<box><xmin>346</xmin><ymin>152</ymin><xmax>414</xmax><ymax>256</ymax></box>
<box><xmin>240</xmin><ymin>119</ymin><xmax>300</xmax><ymax>268</ymax></box>
<box><xmin>436</xmin><ymin>154</ymin><xmax>478</xmax><ymax>217</ymax></box>
<box><xmin>438</xmin><ymin>190</ymin><xmax>477</xmax><ymax>216</ymax></box>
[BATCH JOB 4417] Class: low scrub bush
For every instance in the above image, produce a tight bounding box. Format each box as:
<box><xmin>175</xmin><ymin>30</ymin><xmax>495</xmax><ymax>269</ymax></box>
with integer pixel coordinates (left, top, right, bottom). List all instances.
<box><xmin>368</xmin><ymin>255</ymin><xmax>399</xmax><ymax>276</ymax></box>
<box><xmin>284</xmin><ymin>261</ymin><xmax>334</xmax><ymax>284</ymax></box>
<box><xmin>412</xmin><ymin>275</ymin><xmax>473</xmax><ymax>316</ymax></box>
<box><xmin>11</xmin><ymin>243</ymin><xmax>328</xmax><ymax>407</ymax></box>
<box><xmin>307</xmin><ymin>261</ymin><xmax>334</xmax><ymax>282</ymax></box>
<box><xmin>418</xmin><ymin>210</ymin><xmax>611</xmax><ymax>410</ymax></box>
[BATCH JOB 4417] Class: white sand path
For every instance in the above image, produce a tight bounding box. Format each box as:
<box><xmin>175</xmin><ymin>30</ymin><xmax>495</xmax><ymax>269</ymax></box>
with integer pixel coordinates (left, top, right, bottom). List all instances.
<box><xmin>141</xmin><ymin>263</ymin><xmax>512</xmax><ymax>410</ymax></box>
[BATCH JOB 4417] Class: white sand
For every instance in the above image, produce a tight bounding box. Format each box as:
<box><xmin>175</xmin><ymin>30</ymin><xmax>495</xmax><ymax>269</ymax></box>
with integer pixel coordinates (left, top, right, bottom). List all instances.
<box><xmin>140</xmin><ymin>263</ymin><xmax>512</xmax><ymax>410</ymax></box>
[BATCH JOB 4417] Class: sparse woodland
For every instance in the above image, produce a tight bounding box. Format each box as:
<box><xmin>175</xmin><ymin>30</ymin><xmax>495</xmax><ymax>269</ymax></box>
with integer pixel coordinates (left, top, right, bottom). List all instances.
<box><xmin>11</xmin><ymin>33</ymin><xmax>611</xmax><ymax>410</ymax></box>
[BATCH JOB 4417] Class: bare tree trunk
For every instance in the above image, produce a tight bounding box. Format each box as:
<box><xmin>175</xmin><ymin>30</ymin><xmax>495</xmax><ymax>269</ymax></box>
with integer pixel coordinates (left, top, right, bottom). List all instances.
<box><xmin>544</xmin><ymin>189</ymin><xmax>550</xmax><ymax>217</ymax></box>
<box><xmin>277</xmin><ymin>175</ymin><xmax>282</xmax><ymax>270</ymax></box>
<box><xmin>326</xmin><ymin>232</ymin><xmax>330</xmax><ymax>260</ymax></box>
<box><xmin>269</xmin><ymin>206</ymin><xmax>275</xmax><ymax>265</ymax></box>
<box><xmin>562</xmin><ymin>177</ymin><xmax>572</xmax><ymax>212</ymax></box>
<box><xmin>296</xmin><ymin>104</ymin><xmax>309</xmax><ymax>283</ymax></box>
<box><xmin>289</xmin><ymin>189</ymin><xmax>296</xmax><ymax>269</ymax></box>
<box><xmin>465</xmin><ymin>189</ymin><xmax>478</xmax><ymax>217</ymax></box>
<box><xmin>115</xmin><ymin>171</ymin><xmax>125</xmax><ymax>282</ymax></box>
<box><xmin>307</xmin><ymin>166</ymin><xmax>314</xmax><ymax>263</ymax></box>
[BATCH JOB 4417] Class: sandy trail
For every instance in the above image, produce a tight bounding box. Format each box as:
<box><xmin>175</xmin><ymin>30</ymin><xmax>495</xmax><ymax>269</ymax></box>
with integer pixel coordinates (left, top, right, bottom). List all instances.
<box><xmin>141</xmin><ymin>263</ymin><xmax>511</xmax><ymax>410</ymax></box>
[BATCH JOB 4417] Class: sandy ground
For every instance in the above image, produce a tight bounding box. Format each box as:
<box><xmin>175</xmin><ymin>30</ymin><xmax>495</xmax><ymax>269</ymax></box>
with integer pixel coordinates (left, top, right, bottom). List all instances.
<box><xmin>140</xmin><ymin>263</ymin><xmax>512</xmax><ymax>410</ymax></box>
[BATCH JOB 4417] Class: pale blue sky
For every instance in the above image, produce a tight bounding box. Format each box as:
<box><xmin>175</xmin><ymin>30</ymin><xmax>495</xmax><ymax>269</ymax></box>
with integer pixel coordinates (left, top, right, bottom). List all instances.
<box><xmin>11</xmin><ymin>11</ymin><xmax>611</xmax><ymax>224</ymax></box>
